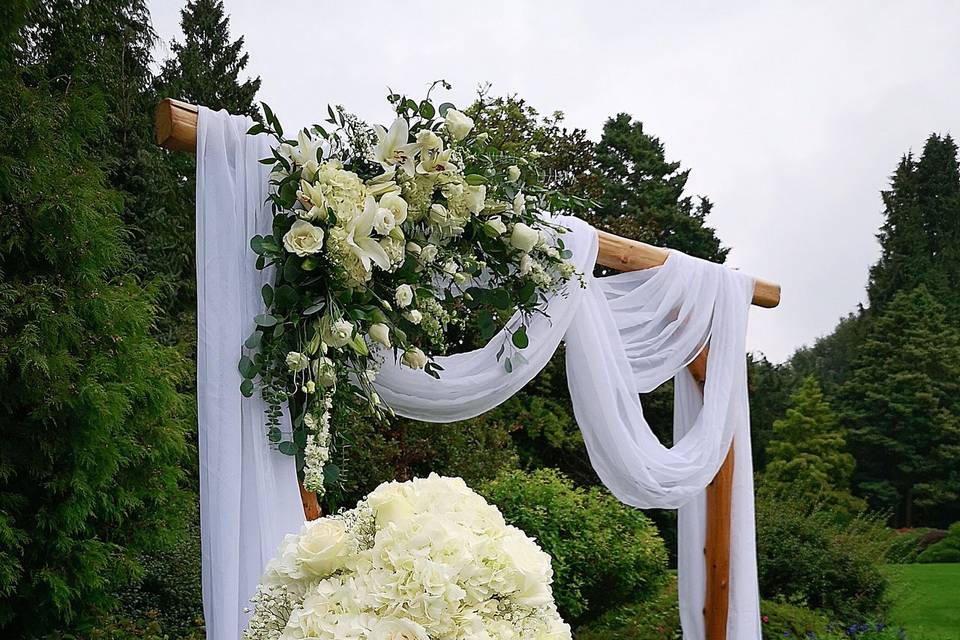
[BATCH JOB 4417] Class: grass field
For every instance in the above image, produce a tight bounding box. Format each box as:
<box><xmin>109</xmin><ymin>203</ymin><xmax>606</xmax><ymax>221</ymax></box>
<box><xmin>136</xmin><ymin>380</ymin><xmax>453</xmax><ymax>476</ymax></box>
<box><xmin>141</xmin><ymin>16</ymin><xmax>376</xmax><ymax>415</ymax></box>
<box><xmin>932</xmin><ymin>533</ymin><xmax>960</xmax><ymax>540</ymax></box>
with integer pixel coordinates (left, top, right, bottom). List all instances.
<box><xmin>885</xmin><ymin>563</ymin><xmax>960</xmax><ymax>640</ymax></box>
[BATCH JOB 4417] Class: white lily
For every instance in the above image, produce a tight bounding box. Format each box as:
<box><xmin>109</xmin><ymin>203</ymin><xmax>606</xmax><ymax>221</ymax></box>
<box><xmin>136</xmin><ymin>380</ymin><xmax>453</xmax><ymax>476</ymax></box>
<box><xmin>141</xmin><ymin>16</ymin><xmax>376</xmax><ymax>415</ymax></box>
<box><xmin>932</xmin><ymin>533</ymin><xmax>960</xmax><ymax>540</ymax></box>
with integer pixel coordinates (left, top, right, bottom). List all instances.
<box><xmin>416</xmin><ymin>147</ymin><xmax>457</xmax><ymax>176</ymax></box>
<box><xmin>373</xmin><ymin>118</ymin><xmax>419</xmax><ymax>176</ymax></box>
<box><xmin>344</xmin><ymin>196</ymin><xmax>392</xmax><ymax>272</ymax></box>
<box><xmin>293</xmin><ymin>130</ymin><xmax>324</xmax><ymax>179</ymax></box>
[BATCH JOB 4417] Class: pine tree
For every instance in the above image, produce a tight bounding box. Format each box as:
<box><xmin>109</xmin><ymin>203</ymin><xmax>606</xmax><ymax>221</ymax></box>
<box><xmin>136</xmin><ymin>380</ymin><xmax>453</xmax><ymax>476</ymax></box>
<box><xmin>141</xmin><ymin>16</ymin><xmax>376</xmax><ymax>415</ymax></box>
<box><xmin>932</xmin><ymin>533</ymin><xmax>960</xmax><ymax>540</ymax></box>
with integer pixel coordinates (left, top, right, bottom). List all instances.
<box><xmin>838</xmin><ymin>286</ymin><xmax>960</xmax><ymax>527</ymax></box>
<box><xmin>867</xmin><ymin>135</ymin><xmax>960</xmax><ymax>316</ymax></box>
<box><xmin>763</xmin><ymin>376</ymin><xmax>864</xmax><ymax>516</ymax></box>
<box><xmin>0</xmin><ymin>10</ymin><xmax>190</xmax><ymax>634</ymax></box>
<box><xmin>592</xmin><ymin>113</ymin><xmax>728</xmax><ymax>263</ymax></box>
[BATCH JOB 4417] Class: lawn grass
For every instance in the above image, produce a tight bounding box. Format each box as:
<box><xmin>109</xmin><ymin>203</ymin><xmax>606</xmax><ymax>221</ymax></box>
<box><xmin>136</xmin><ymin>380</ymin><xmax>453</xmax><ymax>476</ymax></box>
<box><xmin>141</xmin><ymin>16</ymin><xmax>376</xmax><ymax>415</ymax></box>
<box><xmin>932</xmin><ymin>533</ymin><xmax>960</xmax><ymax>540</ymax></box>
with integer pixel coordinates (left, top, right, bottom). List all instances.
<box><xmin>884</xmin><ymin>563</ymin><xmax>960</xmax><ymax>640</ymax></box>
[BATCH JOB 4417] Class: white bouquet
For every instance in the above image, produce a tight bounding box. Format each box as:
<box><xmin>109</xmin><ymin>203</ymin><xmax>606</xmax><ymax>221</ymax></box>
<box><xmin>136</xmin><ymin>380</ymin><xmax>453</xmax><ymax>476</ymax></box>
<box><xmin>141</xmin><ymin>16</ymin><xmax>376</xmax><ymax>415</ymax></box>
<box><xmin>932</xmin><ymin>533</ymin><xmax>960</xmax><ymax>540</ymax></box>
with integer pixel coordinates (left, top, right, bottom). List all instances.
<box><xmin>243</xmin><ymin>475</ymin><xmax>571</xmax><ymax>640</ymax></box>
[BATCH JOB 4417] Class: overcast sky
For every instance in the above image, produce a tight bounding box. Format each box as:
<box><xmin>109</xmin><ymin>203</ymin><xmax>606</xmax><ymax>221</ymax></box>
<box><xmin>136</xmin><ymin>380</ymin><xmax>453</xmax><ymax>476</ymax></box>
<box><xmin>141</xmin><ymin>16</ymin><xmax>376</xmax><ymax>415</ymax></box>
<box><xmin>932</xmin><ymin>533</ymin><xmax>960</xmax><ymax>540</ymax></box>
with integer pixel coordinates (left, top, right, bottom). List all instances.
<box><xmin>149</xmin><ymin>0</ymin><xmax>959</xmax><ymax>363</ymax></box>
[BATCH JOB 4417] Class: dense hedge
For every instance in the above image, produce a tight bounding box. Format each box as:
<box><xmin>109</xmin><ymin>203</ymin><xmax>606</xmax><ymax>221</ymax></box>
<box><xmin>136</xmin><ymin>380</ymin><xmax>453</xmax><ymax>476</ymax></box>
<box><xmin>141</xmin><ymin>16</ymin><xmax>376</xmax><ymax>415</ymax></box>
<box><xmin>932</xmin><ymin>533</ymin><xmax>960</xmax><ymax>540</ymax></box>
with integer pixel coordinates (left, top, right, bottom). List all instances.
<box><xmin>918</xmin><ymin>522</ymin><xmax>960</xmax><ymax>563</ymax></box>
<box><xmin>481</xmin><ymin>468</ymin><xmax>668</xmax><ymax>625</ymax></box>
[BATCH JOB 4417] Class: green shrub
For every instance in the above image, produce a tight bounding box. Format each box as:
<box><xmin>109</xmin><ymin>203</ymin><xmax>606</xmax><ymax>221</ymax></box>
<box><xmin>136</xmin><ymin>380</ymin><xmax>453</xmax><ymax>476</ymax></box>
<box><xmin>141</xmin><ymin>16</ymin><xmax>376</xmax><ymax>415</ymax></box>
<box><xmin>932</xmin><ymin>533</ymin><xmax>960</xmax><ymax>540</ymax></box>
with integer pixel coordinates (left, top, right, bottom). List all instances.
<box><xmin>755</xmin><ymin>488</ymin><xmax>892</xmax><ymax>621</ymax></box>
<box><xmin>481</xmin><ymin>468</ymin><xmax>668</xmax><ymax>625</ymax></box>
<box><xmin>886</xmin><ymin>528</ymin><xmax>944</xmax><ymax>564</ymax></box>
<box><xmin>917</xmin><ymin>522</ymin><xmax>960</xmax><ymax>563</ymax></box>
<box><xmin>760</xmin><ymin>599</ymin><xmax>831</xmax><ymax>639</ymax></box>
<box><xmin>575</xmin><ymin>574</ymin><xmax>681</xmax><ymax>640</ymax></box>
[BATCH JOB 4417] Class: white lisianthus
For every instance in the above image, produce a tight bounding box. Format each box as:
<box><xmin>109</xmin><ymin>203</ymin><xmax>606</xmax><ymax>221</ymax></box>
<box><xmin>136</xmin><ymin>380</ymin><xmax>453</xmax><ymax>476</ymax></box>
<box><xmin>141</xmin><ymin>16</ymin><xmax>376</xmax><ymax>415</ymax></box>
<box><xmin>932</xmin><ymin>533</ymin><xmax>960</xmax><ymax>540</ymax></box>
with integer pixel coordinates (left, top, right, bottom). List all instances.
<box><xmin>419</xmin><ymin>244</ymin><xmax>438</xmax><ymax>264</ymax></box>
<box><xmin>286</xmin><ymin>351</ymin><xmax>310</xmax><ymax>372</ymax></box>
<box><xmin>443</xmin><ymin>108</ymin><xmax>474</xmax><ymax>140</ymax></box>
<box><xmin>510</xmin><ymin>222</ymin><xmax>540</xmax><ymax>253</ymax></box>
<box><xmin>373</xmin><ymin>207</ymin><xmax>396</xmax><ymax>235</ymax></box>
<box><xmin>296</xmin><ymin>518</ymin><xmax>348</xmax><ymax>577</ymax></box>
<box><xmin>373</xmin><ymin>118</ymin><xmax>418</xmax><ymax>176</ymax></box>
<box><xmin>322</xmin><ymin>318</ymin><xmax>354</xmax><ymax>348</ymax></box>
<box><xmin>283</xmin><ymin>220</ymin><xmax>325</xmax><ymax>257</ymax></box>
<box><xmin>379</xmin><ymin>192</ymin><xmax>409</xmax><ymax>225</ymax></box>
<box><xmin>513</xmin><ymin>191</ymin><xmax>526</xmax><ymax>214</ymax></box>
<box><xmin>401</xmin><ymin>347</ymin><xmax>428</xmax><ymax>369</ymax></box>
<box><xmin>404</xmin><ymin>309</ymin><xmax>423</xmax><ymax>325</ymax></box>
<box><xmin>368</xmin><ymin>323</ymin><xmax>391</xmax><ymax>347</ymax></box>
<box><xmin>442</xmin><ymin>259</ymin><xmax>458</xmax><ymax>276</ymax></box>
<box><xmin>313</xmin><ymin>357</ymin><xmax>337</xmax><ymax>387</ymax></box>
<box><xmin>507</xmin><ymin>165</ymin><xmax>521</xmax><ymax>182</ymax></box>
<box><xmin>485</xmin><ymin>216</ymin><xmax>507</xmax><ymax>235</ymax></box>
<box><xmin>395</xmin><ymin>284</ymin><xmax>414</xmax><ymax>308</ymax></box>
<box><xmin>464</xmin><ymin>185</ymin><xmax>486</xmax><ymax>214</ymax></box>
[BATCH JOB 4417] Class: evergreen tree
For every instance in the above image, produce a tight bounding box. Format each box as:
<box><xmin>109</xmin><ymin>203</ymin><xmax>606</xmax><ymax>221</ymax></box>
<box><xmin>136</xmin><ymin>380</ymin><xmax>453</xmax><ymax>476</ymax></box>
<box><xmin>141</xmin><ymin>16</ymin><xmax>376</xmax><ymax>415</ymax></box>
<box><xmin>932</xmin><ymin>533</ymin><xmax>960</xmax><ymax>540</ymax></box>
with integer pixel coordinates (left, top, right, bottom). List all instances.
<box><xmin>838</xmin><ymin>286</ymin><xmax>960</xmax><ymax>527</ymax></box>
<box><xmin>868</xmin><ymin>135</ymin><xmax>960</xmax><ymax>316</ymax></box>
<box><xmin>763</xmin><ymin>376</ymin><xmax>864</xmax><ymax>516</ymax></box>
<box><xmin>746</xmin><ymin>353</ymin><xmax>798</xmax><ymax>471</ymax></box>
<box><xmin>0</xmin><ymin>10</ymin><xmax>190</xmax><ymax>634</ymax></box>
<box><xmin>593</xmin><ymin>113</ymin><xmax>728</xmax><ymax>263</ymax></box>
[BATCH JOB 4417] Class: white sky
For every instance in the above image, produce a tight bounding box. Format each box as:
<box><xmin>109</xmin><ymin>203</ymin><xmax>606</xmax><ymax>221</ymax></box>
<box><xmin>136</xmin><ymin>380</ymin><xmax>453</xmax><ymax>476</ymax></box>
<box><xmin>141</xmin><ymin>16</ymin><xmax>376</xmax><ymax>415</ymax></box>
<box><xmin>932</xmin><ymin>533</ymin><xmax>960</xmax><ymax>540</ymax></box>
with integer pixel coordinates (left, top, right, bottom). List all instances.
<box><xmin>148</xmin><ymin>0</ymin><xmax>960</xmax><ymax>363</ymax></box>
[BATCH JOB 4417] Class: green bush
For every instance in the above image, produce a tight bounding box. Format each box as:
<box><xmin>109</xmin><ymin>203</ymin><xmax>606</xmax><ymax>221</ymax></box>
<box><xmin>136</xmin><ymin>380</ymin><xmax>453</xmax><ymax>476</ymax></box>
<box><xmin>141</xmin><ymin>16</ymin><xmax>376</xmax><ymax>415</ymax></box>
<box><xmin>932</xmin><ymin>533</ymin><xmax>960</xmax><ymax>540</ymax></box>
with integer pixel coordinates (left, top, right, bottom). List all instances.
<box><xmin>755</xmin><ymin>488</ymin><xmax>892</xmax><ymax>621</ymax></box>
<box><xmin>481</xmin><ymin>468</ymin><xmax>667</xmax><ymax>625</ymax></box>
<box><xmin>886</xmin><ymin>528</ymin><xmax>944</xmax><ymax>564</ymax></box>
<box><xmin>760</xmin><ymin>599</ymin><xmax>831</xmax><ymax>639</ymax></box>
<box><xmin>917</xmin><ymin>522</ymin><xmax>960</xmax><ymax>563</ymax></box>
<box><xmin>575</xmin><ymin>574</ymin><xmax>681</xmax><ymax>640</ymax></box>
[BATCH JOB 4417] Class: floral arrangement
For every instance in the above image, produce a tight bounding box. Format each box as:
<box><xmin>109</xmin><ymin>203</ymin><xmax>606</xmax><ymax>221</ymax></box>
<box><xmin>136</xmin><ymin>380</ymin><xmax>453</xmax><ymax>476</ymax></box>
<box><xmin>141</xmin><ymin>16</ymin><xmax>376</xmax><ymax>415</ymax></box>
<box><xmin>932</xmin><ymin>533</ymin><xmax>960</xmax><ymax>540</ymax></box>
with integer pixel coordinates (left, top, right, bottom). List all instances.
<box><xmin>242</xmin><ymin>475</ymin><xmax>572</xmax><ymax>640</ymax></box>
<box><xmin>240</xmin><ymin>83</ymin><xmax>582</xmax><ymax>498</ymax></box>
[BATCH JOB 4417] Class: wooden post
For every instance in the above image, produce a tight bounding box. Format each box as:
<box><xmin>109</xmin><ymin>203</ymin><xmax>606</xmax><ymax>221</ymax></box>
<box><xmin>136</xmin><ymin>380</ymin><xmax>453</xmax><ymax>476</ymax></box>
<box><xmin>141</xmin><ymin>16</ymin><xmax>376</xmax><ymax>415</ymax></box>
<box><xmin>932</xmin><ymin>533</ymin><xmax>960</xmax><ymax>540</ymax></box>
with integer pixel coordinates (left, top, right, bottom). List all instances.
<box><xmin>298</xmin><ymin>480</ymin><xmax>321</xmax><ymax>521</ymax></box>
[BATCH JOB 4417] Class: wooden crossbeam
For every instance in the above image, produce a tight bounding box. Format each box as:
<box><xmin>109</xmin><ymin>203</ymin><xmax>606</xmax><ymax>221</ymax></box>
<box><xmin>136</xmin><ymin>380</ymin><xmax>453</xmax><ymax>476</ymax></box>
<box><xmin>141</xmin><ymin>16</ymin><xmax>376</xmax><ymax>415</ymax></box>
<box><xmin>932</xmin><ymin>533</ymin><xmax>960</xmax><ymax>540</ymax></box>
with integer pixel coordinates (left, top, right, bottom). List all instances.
<box><xmin>157</xmin><ymin>97</ymin><xmax>779</xmax><ymax>640</ymax></box>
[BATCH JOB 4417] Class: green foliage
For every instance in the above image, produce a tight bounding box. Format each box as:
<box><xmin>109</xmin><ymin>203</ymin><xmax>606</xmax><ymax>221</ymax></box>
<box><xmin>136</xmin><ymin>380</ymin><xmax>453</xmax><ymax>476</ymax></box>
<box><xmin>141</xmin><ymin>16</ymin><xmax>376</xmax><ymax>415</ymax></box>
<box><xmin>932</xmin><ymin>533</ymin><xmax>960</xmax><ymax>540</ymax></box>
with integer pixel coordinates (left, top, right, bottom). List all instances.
<box><xmin>481</xmin><ymin>468</ymin><xmax>667</xmax><ymax>626</ymax></box>
<box><xmin>575</xmin><ymin>575</ymin><xmax>681</xmax><ymax>640</ymax></box>
<box><xmin>764</xmin><ymin>376</ymin><xmax>865</xmax><ymax>516</ymax></box>
<box><xmin>0</xmin><ymin>41</ymin><xmax>190</xmax><ymax>638</ymax></box>
<box><xmin>755</xmin><ymin>488</ymin><xmax>893</xmax><ymax>621</ymax></box>
<box><xmin>747</xmin><ymin>353</ymin><xmax>800</xmax><ymax>471</ymax></box>
<box><xmin>917</xmin><ymin>522</ymin><xmax>960</xmax><ymax>563</ymax></box>
<box><xmin>760</xmin><ymin>599</ymin><xmax>832</xmax><ymax>639</ymax></box>
<box><xmin>838</xmin><ymin>286</ymin><xmax>960</xmax><ymax>527</ymax></box>
<box><xmin>885</xmin><ymin>529</ymin><xmax>945</xmax><ymax>564</ymax></box>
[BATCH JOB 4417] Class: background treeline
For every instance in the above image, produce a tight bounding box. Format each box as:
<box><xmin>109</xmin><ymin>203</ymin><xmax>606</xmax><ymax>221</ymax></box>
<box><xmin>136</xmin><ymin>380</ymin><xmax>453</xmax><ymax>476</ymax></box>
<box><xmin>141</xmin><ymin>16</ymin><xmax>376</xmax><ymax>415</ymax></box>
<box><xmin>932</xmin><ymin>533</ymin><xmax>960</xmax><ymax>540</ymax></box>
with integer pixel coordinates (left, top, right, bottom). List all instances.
<box><xmin>2</xmin><ymin>1</ymin><xmax>957</xmax><ymax>639</ymax></box>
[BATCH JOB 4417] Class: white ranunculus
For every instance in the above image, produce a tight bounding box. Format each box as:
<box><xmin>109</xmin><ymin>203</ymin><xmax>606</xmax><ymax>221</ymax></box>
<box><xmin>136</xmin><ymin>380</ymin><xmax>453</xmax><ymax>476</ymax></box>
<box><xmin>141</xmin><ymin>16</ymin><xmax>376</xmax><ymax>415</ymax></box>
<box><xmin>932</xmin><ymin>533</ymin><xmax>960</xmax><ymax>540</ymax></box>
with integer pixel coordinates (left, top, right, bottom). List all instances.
<box><xmin>443</xmin><ymin>108</ymin><xmax>475</xmax><ymax>140</ymax></box>
<box><xmin>464</xmin><ymin>184</ymin><xmax>486</xmax><ymax>214</ymax></box>
<box><xmin>404</xmin><ymin>309</ymin><xmax>423</xmax><ymax>325</ymax></box>
<box><xmin>379</xmin><ymin>192</ymin><xmax>409</xmax><ymax>225</ymax></box>
<box><xmin>374</xmin><ymin>207</ymin><xmax>396</xmax><ymax>235</ymax></box>
<box><xmin>510</xmin><ymin>222</ymin><xmax>540</xmax><ymax>253</ymax></box>
<box><xmin>322</xmin><ymin>318</ymin><xmax>353</xmax><ymax>348</ymax></box>
<box><xmin>368</xmin><ymin>323</ymin><xmax>391</xmax><ymax>347</ymax></box>
<box><xmin>485</xmin><ymin>216</ymin><xmax>507</xmax><ymax>236</ymax></box>
<box><xmin>401</xmin><ymin>347</ymin><xmax>428</xmax><ymax>369</ymax></box>
<box><xmin>395</xmin><ymin>284</ymin><xmax>414</xmax><ymax>308</ymax></box>
<box><xmin>296</xmin><ymin>518</ymin><xmax>348</xmax><ymax>577</ymax></box>
<box><xmin>507</xmin><ymin>165</ymin><xmax>521</xmax><ymax>182</ymax></box>
<box><xmin>373</xmin><ymin>117</ymin><xmax>418</xmax><ymax>176</ymax></box>
<box><xmin>286</xmin><ymin>351</ymin><xmax>310</xmax><ymax>372</ymax></box>
<box><xmin>283</xmin><ymin>220</ymin><xmax>325</xmax><ymax>257</ymax></box>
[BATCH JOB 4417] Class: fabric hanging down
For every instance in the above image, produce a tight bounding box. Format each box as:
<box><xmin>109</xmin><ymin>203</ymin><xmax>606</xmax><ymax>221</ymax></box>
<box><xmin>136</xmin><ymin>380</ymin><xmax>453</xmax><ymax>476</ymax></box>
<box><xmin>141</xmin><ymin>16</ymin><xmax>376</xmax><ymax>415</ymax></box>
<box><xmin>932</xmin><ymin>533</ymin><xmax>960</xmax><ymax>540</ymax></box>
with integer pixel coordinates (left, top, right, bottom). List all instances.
<box><xmin>196</xmin><ymin>108</ymin><xmax>761</xmax><ymax>640</ymax></box>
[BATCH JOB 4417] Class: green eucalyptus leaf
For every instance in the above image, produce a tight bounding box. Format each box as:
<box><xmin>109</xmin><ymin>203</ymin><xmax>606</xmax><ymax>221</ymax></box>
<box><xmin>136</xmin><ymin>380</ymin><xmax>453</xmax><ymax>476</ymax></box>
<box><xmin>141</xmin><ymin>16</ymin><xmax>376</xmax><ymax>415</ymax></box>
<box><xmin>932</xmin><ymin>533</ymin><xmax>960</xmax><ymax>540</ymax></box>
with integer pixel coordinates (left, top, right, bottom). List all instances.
<box><xmin>240</xmin><ymin>379</ymin><xmax>254</xmax><ymax>397</ymax></box>
<box><xmin>244</xmin><ymin>331</ymin><xmax>262</xmax><ymax>349</ymax></box>
<box><xmin>512</xmin><ymin>326</ymin><xmax>529</xmax><ymax>349</ymax></box>
<box><xmin>324</xmin><ymin>464</ymin><xmax>340</xmax><ymax>484</ymax></box>
<box><xmin>254</xmin><ymin>313</ymin><xmax>278</xmax><ymax>327</ymax></box>
<box><xmin>261</xmin><ymin>283</ymin><xmax>274</xmax><ymax>307</ymax></box>
<box><xmin>278</xmin><ymin>441</ymin><xmax>297</xmax><ymax>456</ymax></box>
<box><xmin>438</xmin><ymin>102</ymin><xmax>455</xmax><ymax>116</ymax></box>
<box><xmin>464</xmin><ymin>174</ymin><xmax>488</xmax><ymax>185</ymax></box>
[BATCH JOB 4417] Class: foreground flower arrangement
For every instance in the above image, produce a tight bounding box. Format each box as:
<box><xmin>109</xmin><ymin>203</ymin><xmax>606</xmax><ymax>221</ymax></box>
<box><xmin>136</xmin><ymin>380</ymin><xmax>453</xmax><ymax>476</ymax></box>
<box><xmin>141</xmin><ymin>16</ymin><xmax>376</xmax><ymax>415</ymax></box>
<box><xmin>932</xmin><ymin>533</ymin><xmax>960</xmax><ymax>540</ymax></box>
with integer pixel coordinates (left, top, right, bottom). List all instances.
<box><xmin>240</xmin><ymin>83</ymin><xmax>582</xmax><ymax>497</ymax></box>
<box><xmin>242</xmin><ymin>475</ymin><xmax>572</xmax><ymax>640</ymax></box>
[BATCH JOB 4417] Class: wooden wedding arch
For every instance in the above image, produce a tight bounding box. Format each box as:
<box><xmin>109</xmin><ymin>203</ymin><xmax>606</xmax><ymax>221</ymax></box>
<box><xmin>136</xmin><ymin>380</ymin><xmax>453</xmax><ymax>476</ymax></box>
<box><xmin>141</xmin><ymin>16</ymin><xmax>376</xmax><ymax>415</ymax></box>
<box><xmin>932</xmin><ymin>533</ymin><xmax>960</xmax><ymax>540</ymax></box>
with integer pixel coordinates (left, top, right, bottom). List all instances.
<box><xmin>155</xmin><ymin>97</ymin><xmax>781</xmax><ymax>640</ymax></box>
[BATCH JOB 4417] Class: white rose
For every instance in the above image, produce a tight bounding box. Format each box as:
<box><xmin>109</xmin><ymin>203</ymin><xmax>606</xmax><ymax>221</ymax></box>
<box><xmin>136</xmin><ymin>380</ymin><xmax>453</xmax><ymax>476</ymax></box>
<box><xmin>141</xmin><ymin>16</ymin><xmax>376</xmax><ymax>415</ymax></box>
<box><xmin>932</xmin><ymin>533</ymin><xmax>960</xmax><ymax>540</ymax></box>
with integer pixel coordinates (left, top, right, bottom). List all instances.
<box><xmin>500</xmin><ymin>531</ymin><xmax>553</xmax><ymax>607</ymax></box>
<box><xmin>322</xmin><ymin>318</ymin><xmax>353</xmax><ymax>348</ymax></box>
<box><xmin>507</xmin><ymin>165</ymin><xmax>521</xmax><ymax>182</ymax></box>
<box><xmin>510</xmin><ymin>222</ymin><xmax>540</xmax><ymax>253</ymax></box>
<box><xmin>374</xmin><ymin>207</ymin><xmax>396</xmax><ymax>235</ymax></box>
<box><xmin>369</xmin><ymin>618</ymin><xmax>429</xmax><ymax>640</ymax></box>
<box><xmin>485</xmin><ymin>216</ymin><xmax>507</xmax><ymax>235</ymax></box>
<box><xmin>368</xmin><ymin>323</ymin><xmax>391</xmax><ymax>347</ymax></box>
<box><xmin>401</xmin><ymin>347</ymin><xmax>428</xmax><ymax>369</ymax></box>
<box><xmin>368</xmin><ymin>483</ymin><xmax>416</xmax><ymax>527</ymax></box>
<box><xmin>443</xmin><ymin>108</ymin><xmax>475</xmax><ymax>141</ymax></box>
<box><xmin>464</xmin><ymin>184</ymin><xmax>486</xmax><ymax>214</ymax></box>
<box><xmin>395</xmin><ymin>284</ymin><xmax>414</xmax><ymax>308</ymax></box>
<box><xmin>285</xmin><ymin>351</ymin><xmax>309</xmax><ymax>372</ymax></box>
<box><xmin>428</xmin><ymin>203</ymin><xmax>449</xmax><ymax>226</ymax></box>
<box><xmin>296</xmin><ymin>518</ymin><xmax>348</xmax><ymax>577</ymax></box>
<box><xmin>380</xmin><ymin>192</ymin><xmax>409</xmax><ymax>225</ymax></box>
<box><xmin>419</xmin><ymin>244</ymin><xmax>438</xmax><ymax>264</ymax></box>
<box><xmin>404</xmin><ymin>309</ymin><xmax>423</xmax><ymax>325</ymax></box>
<box><xmin>283</xmin><ymin>220</ymin><xmax>325</xmax><ymax>257</ymax></box>
<box><xmin>416</xmin><ymin>129</ymin><xmax>442</xmax><ymax>152</ymax></box>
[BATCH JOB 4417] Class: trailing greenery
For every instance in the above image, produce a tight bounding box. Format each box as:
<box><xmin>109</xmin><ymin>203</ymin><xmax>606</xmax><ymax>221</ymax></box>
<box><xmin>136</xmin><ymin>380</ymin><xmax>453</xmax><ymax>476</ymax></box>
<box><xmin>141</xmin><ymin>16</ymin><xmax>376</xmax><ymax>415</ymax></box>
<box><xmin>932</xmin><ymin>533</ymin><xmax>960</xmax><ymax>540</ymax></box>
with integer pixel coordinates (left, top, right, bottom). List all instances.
<box><xmin>481</xmin><ymin>468</ymin><xmax>668</xmax><ymax>626</ymax></box>
<box><xmin>0</xmin><ymin>18</ymin><xmax>191</xmax><ymax>638</ymax></box>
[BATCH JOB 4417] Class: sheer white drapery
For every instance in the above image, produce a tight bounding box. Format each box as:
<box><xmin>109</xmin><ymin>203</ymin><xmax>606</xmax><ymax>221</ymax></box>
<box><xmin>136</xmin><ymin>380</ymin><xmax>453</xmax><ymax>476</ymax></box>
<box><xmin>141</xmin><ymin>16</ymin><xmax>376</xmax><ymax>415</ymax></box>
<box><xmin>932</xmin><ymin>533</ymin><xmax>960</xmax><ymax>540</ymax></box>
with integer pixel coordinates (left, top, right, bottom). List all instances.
<box><xmin>197</xmin><ymin>109</ymin><xmax>761</xmax><ymax>640</ymax></box>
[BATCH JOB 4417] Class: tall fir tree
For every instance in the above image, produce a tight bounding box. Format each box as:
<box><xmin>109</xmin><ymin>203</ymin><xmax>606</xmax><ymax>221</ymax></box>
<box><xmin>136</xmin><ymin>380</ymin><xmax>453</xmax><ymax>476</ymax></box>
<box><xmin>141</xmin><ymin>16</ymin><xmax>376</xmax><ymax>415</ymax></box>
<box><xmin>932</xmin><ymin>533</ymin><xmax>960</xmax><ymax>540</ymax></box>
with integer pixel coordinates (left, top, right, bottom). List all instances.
<box><xmin>763</xmin><ymin>376</ymin><xmax>864</xmax><ymax>516</ymax></box>
<box><xmin>592</xmin><ymin>113</ymin><xmax>728</xmax><ymax>263</ymax></box>
<box><xmin>0</xmin><ymin>3</ymin><xmax>190</xmax><ymax>633</ymax></box>
<box><xmin>838</xmin><ymin>286</ymin><xmax>960</xmax><ymax>527</ymax></box>
<box><xmin>868</xmin><ymin>135</ymin><xmax>960</xmax><ymax>316</ymax></box>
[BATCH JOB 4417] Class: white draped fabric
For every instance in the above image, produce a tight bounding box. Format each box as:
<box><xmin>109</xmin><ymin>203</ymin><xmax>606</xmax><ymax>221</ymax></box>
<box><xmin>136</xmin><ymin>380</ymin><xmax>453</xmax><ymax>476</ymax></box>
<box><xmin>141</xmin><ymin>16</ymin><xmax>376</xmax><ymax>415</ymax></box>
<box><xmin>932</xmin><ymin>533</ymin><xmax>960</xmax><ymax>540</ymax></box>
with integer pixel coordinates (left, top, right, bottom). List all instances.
<box><xmin>196</xmin><ymin>108</ymin><xmax>761</xmax><ymax>640</ymax></box>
